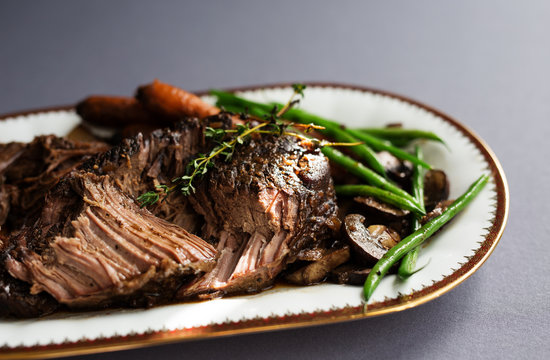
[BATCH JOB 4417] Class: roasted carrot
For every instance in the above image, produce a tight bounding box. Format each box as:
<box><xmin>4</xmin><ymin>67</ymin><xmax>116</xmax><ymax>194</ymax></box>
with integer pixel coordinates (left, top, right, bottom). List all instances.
<box><xmin>76</xmin><ymin>96</ymin><xmax>159</xmax><ymax>128</ymax></box>
<box><xmin>136</xmin><ymin>79</ymin><xmax>219</xmax><ymax>121</ymax></box>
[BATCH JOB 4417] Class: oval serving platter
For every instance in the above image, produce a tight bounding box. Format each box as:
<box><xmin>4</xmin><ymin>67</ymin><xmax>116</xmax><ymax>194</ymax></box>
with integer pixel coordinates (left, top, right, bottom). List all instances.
<box><xmin>0</xmin><ymin>83</ymin><xmax>508</xmax><ymax>359</ymax></box>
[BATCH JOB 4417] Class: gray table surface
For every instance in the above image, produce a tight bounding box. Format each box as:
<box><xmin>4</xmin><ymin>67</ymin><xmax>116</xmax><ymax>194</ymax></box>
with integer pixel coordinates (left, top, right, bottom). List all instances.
<box><xmin>1</xmin><ymin>1</ymin><xmax>549</xmax><ymax>359</ymax></box>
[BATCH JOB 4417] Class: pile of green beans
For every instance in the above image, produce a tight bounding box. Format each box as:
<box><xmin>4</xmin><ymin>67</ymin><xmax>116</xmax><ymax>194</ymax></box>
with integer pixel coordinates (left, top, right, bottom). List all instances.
<box><xmin>321</xmin><ymin>147</ymin><xmax>423</xmax><ymax>214</ymax></box>
<box><xmin>363</xmin><ymin>174</ymin><xmax>489</xmax><ymax>300</ymax></box>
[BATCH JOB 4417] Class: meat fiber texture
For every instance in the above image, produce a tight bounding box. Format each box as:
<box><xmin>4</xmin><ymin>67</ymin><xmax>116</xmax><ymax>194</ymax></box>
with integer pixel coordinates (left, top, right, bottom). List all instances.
<box><xmin>0</xmin><ymin>136</ymin><xmax>109</xmax><ymax>234</ymax></box>
<box><xmin>0</xmin><ymin>115</ymin><xmax>339</xmax><ymax>317</ymax></box>
<box><xmin>0</xmin><ymin>136</ymin><xmax>110</xmax><ymax>317</ymax></box>
<box><xmin>183</xmin><ymin>135</ymin><xmax>339</xmax><ymax>298</ymax></box>
<box><xmin>5</xmin><ymin>173</ymin><xmax>216</xmax><ymax>308</ymax></box>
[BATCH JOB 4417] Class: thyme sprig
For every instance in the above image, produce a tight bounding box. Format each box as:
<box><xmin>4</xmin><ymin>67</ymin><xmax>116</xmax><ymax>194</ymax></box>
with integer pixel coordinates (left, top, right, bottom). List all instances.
<box><xmin>137</xmin><ymin>121</ymin><xmax>270</xmax><ymax>207</ymax></box>
<box><xmin>137</xmin><ymin>83</ymin><xmax>361</xmax><ymax>208</ymax></box>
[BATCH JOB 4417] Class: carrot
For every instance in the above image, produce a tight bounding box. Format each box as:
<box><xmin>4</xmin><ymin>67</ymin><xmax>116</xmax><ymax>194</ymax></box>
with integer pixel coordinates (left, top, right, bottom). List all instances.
<box><xmin>136</xmin><ymin>79</ymin><xmax>219</xmax><ymax>121</ymax></box>
<box><xmin>76</xmin><ymin>96</ymin><xmax>158</xmax><ymax>127</ymax></box>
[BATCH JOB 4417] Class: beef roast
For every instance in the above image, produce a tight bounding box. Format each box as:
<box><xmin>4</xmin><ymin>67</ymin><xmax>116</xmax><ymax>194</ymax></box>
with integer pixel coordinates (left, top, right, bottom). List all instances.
<box><xmin>1</xmin><ymin>115</ymin><xmax>339</xmax><ymax>316</ymax></box>
<box><xmin>181</xmin><ymin>135</ymin><xmax>339</xmax><ymax>297</ymax></box>
<box><xmin>82</xmin><ymin>119</ymin><xmax>339</xmax><ymax>297</ymax></box>
<box><xmin>4</xmin><ymin>172</ymin><xmax>216</xmax><ymax>310</ymax></box>
<box><xmin>0</xmin><ymin>136</ymin><xmax>109</xmax><ymax>232</ymax></box>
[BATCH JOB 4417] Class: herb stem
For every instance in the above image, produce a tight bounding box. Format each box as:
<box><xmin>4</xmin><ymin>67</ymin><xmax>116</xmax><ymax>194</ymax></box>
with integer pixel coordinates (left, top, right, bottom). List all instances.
<box><xmin>190</xmin><ymin>122</ymin><xmax>269</xmax><ymax>183</ymax></box>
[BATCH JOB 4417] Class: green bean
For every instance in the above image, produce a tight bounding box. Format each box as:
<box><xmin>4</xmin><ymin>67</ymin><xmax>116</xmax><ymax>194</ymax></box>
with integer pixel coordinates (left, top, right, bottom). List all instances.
<box><xmin>211</xmin><ymin>90</ymin><xmax>387</xmax><ymax>175</ymax></box>
<box><xmin>335</xmin><ymin>184</ymin><xmax>424</xmax><ymax>216</ymax></box>
<box><xmin>218</xmin><ymin>104</ymin><xmax>267</xmax><ymax>118</ymax></box>
<box><xmin>321</xmin><ymin>147</ymin><xmax>423</xmax><ymax>213</ymax></box>
<box><xmin>347</xmin><ymin>129</ymin><xmax>432</xmax><ymax>169</ymax></box>
<box><xmin>357</xmin><ymin>128</ymin><xmax>445</xmax><ymax>145</ymax></box>
<box><xmin>211</xmin><ymin>90</ymin><xmax>272</xmax><ymax>113</ymax></box>
<box><xmin>363</xmin><ymin>173</ymin><xmax>489</xmax><ymax>301</ymax></box>
<box><xmin>398</xmin><ymin>146</ymin><xmax>426</xmax><ymax>279</ymax></box>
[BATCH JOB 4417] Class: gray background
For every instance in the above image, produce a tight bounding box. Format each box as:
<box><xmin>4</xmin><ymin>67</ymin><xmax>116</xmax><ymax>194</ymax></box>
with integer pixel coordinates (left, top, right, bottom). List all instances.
<box><xmin>1</xmin><ymin>1</ymin><xmax>549</xmax><ymax>359</ymax></box>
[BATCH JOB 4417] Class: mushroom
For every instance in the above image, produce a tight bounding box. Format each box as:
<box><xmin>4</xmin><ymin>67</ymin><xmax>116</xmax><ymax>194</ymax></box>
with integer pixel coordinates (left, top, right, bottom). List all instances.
<box><xmin>352</xmin><ymin>196</ymin><xmax>411</xmax><ymax>237</ymax></box>
<box><xmin>376</xmin><ymin>151</ymin><xmax>413</xmax><ymax>186</ymax></box>
<box><xmin>330</xmin><ymin>264</ymin><xmax>371</xmax><ymax>285</ymax></box>
<box><xmin>285</xmin><ymin>246</ymin><xmax>350</xmax><ymax>285</ymax></box>
<box><xmin>353</xmin><ymin>196</ymin><xmax>410</xmax><ymax>218</ymax></box>
<box><xmin>344</xmin><ymin>214</ymin><xmax>401</xmax><ymax>264</ymax></box>
<box><xmin>421</xmin><ymin>199</ymin><xmax>454</xmax><ymax>225</ymax></box>
<box><xmin>424</xmin><ymin>169</ymin><xmax>450</xmax><ymax>210</ymax></box>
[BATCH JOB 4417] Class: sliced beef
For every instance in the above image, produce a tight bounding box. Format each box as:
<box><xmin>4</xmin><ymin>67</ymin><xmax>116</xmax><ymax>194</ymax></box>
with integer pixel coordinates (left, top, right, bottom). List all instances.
<box><xmin>180</xmin><ymin>135</ymin><xmax>339</xmax><ymax>298</ymax></box>
<box><xmin>83</xmin><ymin>119</ymin><xmax>206</xmax><ymax>233</ymax></box>
<box><xmin>87</xmin><ymin>121</ymin><xmax>340</xmax><ymax>296</ymax></box>
<box><xmin>0</xmin><ymin>136</ymin><xmax>109</xmax><ymax>231</ymax></box>
<box><xmin>3</xmin><ymin>173</ymin><xmax>216</xmax><ymax>310</ymax></box>
<box><xmin>1</xmin><ymin>121</ymin><xmax>212</xmax><ymax>316</ymax></box>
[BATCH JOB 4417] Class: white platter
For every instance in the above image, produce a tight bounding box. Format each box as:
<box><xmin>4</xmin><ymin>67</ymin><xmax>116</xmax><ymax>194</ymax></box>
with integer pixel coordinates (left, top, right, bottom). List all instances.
<box><xmin>0</xmin><ymin>83</ymin><xmax>508</xmax><ymax>359</ymax></box>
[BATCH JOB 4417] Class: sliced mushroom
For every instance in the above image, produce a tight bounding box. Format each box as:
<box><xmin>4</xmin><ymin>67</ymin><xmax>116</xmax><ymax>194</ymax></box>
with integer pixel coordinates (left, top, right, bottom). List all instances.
<box><xmin>285</xmin><ymin>246</ymin><xmax>350</xmax><ymax>285</ymax></box>
<box><xmin>421</xmin><ymin>199</ymin><xmax>454</xmax><ymax>225</ymax></box>
<box><xmin>376</xmin><ymin>151</ymin><xmax>413</xmax><ymax>186</ymax></box>
<box><xmin>330</xmin><ymin>264</ymin><xmax>371</xmax><ymax>285</ymax></box>
<box><xmin>352</xmin><ymin>196</ymin><xmax>411</xmax><ymax>237</ymax></box>
<box><xmin>353</xmin><ymin>196</ymin><xmax>410</xmax><ymax>219</ymax></box>
<box><xmin>424</xmin><ymin>169</ymin><xmax>450</xmax><ymax>210</ymax></box>
<box><xmin>344</xmin><ymin>214</ymin><xmax>401</xmax><ymax>264</ymax></box>
<box><xmin>293</xmin><ymin>247</ymin><xmax>328</xmax><ymax>262</ymax></box>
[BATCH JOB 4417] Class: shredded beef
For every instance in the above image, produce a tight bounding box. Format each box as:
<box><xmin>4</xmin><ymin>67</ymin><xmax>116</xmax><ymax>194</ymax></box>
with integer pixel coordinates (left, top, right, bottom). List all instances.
<box><xmin>0</xmin><ymin>136</ymin><xmax>109</xmax><ymax>232</ymax></box>
<box><xmin>4</xmin><ymin>173</ymin><xmax>216</xmax><ymax>311</ymax></box>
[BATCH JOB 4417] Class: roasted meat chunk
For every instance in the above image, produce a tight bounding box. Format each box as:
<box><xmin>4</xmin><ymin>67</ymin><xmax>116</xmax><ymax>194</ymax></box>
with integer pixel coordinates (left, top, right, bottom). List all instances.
<box><xmin>0</xmin><ymin>136</ymin><xmax>109</xmax><ymax>231</ymax></box>
<box><xmin>4</xmin><ymin>173</ymin><xmax>216</xmax><ymax>310</ymax></box>
<box><xmin>181</xmin><ymin>135</ymin><xmax>339</xmax><ymax>297</ymax></box>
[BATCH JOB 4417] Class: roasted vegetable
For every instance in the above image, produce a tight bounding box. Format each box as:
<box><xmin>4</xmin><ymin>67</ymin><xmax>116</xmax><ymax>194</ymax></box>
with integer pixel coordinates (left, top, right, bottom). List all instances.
<box><xmin>363</xmin><ymin>174</ymin><xmax>489</xmax><ymax>300</ymax></box>
<box><xmin>138</xmin><ymin>79</ymin><xmax>219</xmax><ymax>120</ymax></box>
<box><xmin>76</xmin><ymin>96</ymin><xmax>157</xmax><ymax>127</ymax></box>
<box><xmin>343</xmin><ymin>214</ymin><xmax>401</xmax><ymax>264</ymax></box>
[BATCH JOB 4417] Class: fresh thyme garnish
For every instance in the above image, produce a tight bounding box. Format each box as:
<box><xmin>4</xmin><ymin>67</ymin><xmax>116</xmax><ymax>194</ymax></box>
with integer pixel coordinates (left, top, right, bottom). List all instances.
<box><xmin>137</xmin><ymin>83</ymin><xmax>361</xmax><ymax>208</ymax></box>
